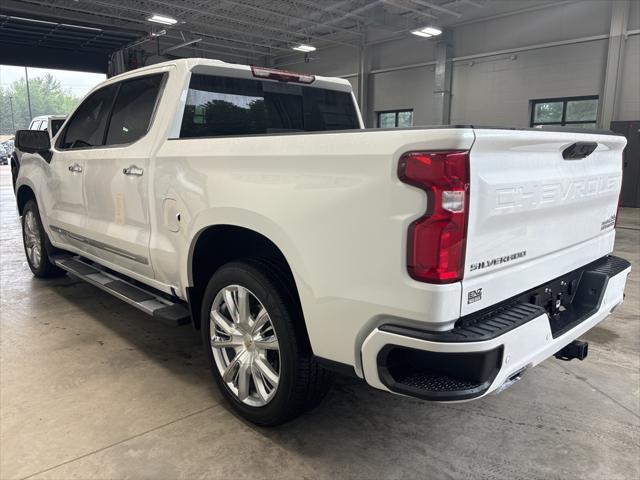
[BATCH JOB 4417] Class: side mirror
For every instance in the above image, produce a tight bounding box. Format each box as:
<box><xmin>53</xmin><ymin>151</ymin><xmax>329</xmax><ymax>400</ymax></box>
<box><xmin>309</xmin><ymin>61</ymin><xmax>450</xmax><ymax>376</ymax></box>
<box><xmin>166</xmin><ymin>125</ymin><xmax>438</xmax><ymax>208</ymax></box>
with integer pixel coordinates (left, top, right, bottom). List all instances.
<box><xmin>15</xmin><ymin>130</ymin><xmax>52</xmax><ymax>162</ymax></box>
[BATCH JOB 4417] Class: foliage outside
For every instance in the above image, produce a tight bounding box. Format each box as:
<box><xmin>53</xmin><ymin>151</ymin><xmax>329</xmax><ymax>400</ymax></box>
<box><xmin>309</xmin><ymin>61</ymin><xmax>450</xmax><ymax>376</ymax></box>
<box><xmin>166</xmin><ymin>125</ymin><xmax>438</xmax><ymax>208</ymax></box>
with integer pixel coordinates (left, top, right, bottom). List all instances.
<box><xmin>0</xmin><ymin>73</ymin><xmax>81</xmax><ymax>135</ymax></box>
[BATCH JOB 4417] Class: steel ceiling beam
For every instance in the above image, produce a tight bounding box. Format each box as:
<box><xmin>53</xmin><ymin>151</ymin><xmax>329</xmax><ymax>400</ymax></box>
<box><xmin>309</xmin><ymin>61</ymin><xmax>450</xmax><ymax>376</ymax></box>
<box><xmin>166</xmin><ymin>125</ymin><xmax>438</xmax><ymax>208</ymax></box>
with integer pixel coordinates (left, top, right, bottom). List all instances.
<box><xmin>288</xmin><ymin>0</ymin><xmax>367</xmax><ymax>23</ymax></box>
<box><xmin>79</xmin><ymin>0</ymin><xmax>345</xmax><ymax>52</ymax></box>
<box><xmin>409</xmin><ymin>0</ymin><xmax>461</xmax><ymax>17</ymax></box>
<box><xmin>383</xmin><ymin>0</ymin><xmax>437</xmax><ymax>19</ymax></box>
<box><xmin>147</xmin><ymin>0</ymin><xmax>360</xmax><ymax>48</ymax></box>
<box><xmin>61</xmin><ymin>0</ymin><xmax>282</xmax><ymax>53</ymax></box>
<box><xmin>5</xmin><ymin>0</ymin><xmax>268</xmax><ymax>58</ymax></box>
<box><xmin>215</xmin><ymin>0</ymin><xmax>363</xmax><ymax>37</ymax></box>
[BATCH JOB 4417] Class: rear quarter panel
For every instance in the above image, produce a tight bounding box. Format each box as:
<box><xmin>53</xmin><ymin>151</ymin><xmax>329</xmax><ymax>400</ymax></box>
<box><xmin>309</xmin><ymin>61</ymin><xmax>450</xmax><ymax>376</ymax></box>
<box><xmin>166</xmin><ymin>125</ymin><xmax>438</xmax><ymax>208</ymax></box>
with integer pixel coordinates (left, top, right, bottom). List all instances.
<box><xmin>152</xmin><ymin>128</ymin><xmax>474</xmax><ymax>366</ymax></box>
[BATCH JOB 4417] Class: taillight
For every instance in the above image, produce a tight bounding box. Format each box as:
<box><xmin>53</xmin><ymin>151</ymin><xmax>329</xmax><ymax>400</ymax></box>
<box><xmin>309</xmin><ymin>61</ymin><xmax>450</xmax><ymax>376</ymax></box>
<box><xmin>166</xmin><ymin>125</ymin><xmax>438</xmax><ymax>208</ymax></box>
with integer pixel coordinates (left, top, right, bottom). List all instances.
<box><xmin>250</xmin><ymin>66</ymin><xmax>315</xmax><ymax>84</ymax></box>
<box><xmin>398</xmin><ymin>151</ymin><xmax>470</xmax><ymax>284</ymax></box>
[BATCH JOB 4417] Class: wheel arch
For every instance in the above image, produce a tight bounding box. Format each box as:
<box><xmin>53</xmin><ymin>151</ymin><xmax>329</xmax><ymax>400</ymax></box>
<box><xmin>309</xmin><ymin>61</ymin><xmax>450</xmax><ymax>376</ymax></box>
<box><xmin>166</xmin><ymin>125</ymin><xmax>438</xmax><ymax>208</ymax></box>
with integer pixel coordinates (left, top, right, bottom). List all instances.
<box><xmin>16</xmin><ymin>184</ymin><xmax>36</xmax><ymax>215</ymax></box>
<box><xmin>187</xmin><ymin>224</ymin><xmax>308</xmax><ymax>336</ymax></box>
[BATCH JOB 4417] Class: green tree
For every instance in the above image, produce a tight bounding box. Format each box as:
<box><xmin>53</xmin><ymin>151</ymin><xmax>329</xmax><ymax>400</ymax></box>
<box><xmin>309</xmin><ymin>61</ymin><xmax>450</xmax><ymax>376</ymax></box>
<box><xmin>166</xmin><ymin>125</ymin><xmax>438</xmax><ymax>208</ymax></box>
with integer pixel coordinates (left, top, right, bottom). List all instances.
<box><xmin>0</xmin><ymin>73</ymin><xmax>81</xmax><ymax>135</ymax></box>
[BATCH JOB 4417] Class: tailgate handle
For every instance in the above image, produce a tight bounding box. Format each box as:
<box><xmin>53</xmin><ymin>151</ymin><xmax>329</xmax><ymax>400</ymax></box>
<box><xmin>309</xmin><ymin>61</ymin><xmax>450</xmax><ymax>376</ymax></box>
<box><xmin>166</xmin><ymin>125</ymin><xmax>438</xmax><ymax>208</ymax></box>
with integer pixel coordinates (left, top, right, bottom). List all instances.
<box><xmin>563</xmin><ymin>142</ymin><xmax>597</xmax><ymax>160</ymax></box>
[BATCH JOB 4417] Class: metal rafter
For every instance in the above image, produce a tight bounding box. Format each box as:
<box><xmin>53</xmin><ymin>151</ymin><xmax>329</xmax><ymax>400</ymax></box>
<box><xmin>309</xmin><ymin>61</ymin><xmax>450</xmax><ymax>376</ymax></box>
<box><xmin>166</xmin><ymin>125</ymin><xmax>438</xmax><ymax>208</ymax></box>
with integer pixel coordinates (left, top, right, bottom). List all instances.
<box><xmin>383</xmin><ymin>0</ymin><xmax>437</xmax><ymax>19</ymax></box>
<box><xmin>12</xmin><ymin>0</ymin><xmax>268</xmax><ymax>58</ymax></box>
<box><xmin>409</xmin><ymin>0</ymin><xmax>461</xmax><ymax>17</ymax></box>
<box><xmin>1</xmin><ymin>0</ymin><xmax>486</xmax><ymax>66</ymax></box>
<box><xmin>215</xmin><ymin>0</ymin><xmax>363</xmax><ymax>37</ymax></box>
<box><xmin>146</xmin><ymin>0</ymin><xmax>360</xmax><ymax>48</ymax></box>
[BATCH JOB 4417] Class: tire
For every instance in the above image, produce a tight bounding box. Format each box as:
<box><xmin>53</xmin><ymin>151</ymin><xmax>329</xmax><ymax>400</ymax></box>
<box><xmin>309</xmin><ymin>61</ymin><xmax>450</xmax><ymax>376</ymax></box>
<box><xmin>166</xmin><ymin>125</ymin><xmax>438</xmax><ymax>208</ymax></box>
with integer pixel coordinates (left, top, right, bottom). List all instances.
<box><xmin>10</xmin><ymin>155</ymin><xmax>19</xmax><ymax>192</ymax></box>
<box><xmin>201</xmin><ymin>259</ymin><xmax>332</xmax><ymax>426</ymax></box>
<box><xmin>21</xmin><ymin>199</ymin><xmax>66</xmax><ymax>278</ymax></box>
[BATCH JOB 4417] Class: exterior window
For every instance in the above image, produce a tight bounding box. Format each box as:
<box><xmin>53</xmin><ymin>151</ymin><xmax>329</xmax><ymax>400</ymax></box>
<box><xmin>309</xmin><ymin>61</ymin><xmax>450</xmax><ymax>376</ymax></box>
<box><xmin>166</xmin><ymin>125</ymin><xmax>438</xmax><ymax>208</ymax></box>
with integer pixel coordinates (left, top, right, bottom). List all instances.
<box><xmin>530</xmin><ymin>96</ymin><xmax>598</xmax><ymax>128</ymax></box>
<box><xmin>59</xmin><ymin>74</ymin><xmax>163</xmax><ymax>150</ymax></box>
<box><xmin>59</xmin><ymin>84</ymin><xmax>118</xmax><ymax>149</ymax></box>
<box><xmin>105</xmin><ymin>74</ymin><xmax>163</xmax><ymax>145</ymax></box>
<box><xmin>377</xmin><ymin>110</ymin><xmax>413</xmax><ymax>128</ymax></box>
<box><xmin>50</xmin><ymin>119</ymin><xmax>65</xmax><ymax>137</ymax></box>
<box><xmin>180</xmin><ymin>74</ymin><xmax>359</xmax><ymax>138</ymax></box>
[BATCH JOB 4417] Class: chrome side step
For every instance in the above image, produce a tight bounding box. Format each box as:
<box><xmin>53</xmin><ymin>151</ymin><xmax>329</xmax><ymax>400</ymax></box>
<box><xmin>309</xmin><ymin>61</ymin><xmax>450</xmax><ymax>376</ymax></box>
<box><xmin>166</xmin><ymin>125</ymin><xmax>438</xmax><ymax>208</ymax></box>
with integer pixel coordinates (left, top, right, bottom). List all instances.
<box><xmin>51</xmin><ymin>254</ymin><xmax>190</xmax><ymax>327</ymax></box>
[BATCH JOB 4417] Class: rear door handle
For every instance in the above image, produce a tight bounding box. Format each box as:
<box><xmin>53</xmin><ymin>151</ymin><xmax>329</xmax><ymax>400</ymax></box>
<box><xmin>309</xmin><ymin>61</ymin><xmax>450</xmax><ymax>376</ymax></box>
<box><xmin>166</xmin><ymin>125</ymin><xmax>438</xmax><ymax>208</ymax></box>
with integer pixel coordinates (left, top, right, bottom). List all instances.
<box><xmin>123</xmin><ymin>165</ymin><xmax>144</xmax><ymax>176</ymax></box>
<box><xmin>68</xmin><ymin>163</ymin><xmax>82</xmax><ymax>173</ymax></box>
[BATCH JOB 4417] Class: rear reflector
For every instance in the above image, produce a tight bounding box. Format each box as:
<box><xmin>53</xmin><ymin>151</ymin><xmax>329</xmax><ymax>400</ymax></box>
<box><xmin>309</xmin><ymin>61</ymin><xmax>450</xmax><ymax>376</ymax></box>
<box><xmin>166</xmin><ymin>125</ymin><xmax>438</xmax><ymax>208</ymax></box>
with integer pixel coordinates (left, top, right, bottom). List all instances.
<box><xmin>398</xmin><ymin>151</ymin><xmax>470</xmax><ymax>284</ymax></box>
<box><xmin>250</xmin><ymin>66</ymin><xmax>315</xmax><ymax>84</ymax></box>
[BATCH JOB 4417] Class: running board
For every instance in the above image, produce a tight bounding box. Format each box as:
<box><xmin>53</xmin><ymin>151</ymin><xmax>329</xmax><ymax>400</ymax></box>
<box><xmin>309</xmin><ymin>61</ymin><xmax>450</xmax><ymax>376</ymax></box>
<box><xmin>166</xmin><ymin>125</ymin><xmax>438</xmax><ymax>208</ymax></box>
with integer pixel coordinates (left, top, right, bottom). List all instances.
<box><xmin>51</xmin><ymin>254</ymin><xmax>191</xmax><ymax>327</ymax></box>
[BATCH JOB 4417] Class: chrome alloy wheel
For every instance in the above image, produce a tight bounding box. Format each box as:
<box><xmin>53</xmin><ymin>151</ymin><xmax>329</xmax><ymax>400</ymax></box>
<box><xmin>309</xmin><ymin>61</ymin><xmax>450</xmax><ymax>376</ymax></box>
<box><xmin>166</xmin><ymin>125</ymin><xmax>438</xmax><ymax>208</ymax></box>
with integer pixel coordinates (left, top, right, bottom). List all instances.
<box><xmin>209</xmin><ymin>285</ymin><xmax>281</xmax><ymax>407</ymax></box>
<box><xmin>23</xmin><ymin>210</ymin><xmax>42</xmax><ymax>269</ymax></box>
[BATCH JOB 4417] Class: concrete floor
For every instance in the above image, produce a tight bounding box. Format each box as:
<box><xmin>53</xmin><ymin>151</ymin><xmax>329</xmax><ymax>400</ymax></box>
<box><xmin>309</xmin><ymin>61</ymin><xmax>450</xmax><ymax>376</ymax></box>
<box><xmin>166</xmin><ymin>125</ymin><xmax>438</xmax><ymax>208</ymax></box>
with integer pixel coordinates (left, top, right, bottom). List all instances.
<box><xmin>1</xmin><ymin>164</ymin><xmax>638</xmax><ymax>480</ymax></box>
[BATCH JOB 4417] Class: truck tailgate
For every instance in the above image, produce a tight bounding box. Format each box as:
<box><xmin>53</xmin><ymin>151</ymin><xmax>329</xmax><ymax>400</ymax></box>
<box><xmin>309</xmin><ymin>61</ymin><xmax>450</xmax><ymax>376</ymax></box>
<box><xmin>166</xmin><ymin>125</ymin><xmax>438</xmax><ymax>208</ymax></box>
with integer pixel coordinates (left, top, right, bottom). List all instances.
<box><xmin>461</xmin><ymin>129</ymin><xmax>626</xmax><ymax>315</ymax></box>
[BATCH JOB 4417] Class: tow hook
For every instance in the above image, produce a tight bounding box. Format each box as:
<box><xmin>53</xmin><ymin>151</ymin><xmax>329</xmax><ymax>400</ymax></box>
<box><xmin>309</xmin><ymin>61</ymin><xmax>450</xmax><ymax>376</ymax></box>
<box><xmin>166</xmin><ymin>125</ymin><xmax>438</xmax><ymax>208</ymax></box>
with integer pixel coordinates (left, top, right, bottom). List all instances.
<box><xmin>554</xmin><ymin>340</ymin><xmax>589</xmax><ymax>361</ymax></box>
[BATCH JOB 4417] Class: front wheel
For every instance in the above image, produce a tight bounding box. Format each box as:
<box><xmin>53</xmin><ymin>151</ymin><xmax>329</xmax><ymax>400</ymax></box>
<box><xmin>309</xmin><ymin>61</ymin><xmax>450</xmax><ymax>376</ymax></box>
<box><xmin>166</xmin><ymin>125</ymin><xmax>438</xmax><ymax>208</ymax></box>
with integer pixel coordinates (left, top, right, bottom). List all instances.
<box><xmin>21</xmin><ymin>199</ymin><xmax>65</xmax><ymax>278</ymax></box>
<box><xmin>201</xmin><ymin>260</ymin><xmax>331</xmax><ymax>426</ymax></box>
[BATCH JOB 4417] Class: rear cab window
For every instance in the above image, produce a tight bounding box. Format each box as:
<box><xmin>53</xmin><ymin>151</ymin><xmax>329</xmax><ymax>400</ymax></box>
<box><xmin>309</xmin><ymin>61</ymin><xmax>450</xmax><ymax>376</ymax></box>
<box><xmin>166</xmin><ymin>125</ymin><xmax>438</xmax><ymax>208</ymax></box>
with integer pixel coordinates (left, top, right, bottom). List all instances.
<box><xmin>180</xmin><ymin>74</ymin><xmax>360</xmax><ymax>138</ymax></box>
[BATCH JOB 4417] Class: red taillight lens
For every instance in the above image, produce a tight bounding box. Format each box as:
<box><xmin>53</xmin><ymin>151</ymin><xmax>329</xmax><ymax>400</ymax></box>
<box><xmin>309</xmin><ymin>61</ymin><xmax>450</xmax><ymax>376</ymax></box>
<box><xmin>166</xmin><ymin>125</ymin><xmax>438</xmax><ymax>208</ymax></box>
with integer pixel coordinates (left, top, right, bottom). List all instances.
<box><xmin>398</xmin><ymin>151</ymin><xmax>470</xmax><ymax>284</ymax></box>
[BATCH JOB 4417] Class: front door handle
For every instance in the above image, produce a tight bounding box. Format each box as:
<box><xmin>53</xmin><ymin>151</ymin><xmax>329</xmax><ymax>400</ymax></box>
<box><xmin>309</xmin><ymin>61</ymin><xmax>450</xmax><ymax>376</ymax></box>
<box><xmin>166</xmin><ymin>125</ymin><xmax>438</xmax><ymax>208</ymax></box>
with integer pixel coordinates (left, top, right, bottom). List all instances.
<box><xmin>123</xmin><ymin>165</ymin><xmax>144</xmax><ymax>177</ymax></box>
<box><xmin>68</xmin><ymin>163</ymin><xmax>82</xmax><ymax>173</ymax></box>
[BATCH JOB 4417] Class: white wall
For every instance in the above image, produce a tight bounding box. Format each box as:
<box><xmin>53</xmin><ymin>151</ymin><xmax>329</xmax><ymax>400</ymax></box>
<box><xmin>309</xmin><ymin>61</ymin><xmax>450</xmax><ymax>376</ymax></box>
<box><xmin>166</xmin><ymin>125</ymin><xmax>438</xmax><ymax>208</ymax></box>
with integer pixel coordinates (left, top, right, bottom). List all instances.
<box><xmin>452</xmin><ymin>0</ymin><xmax>612</xmax><ymax>57</ymax></box>
<box><xmin>276</xmin><ymin>0</ymin><xmax>639</xmax><ymax>127</ymax></box>
<box><xmin>371</xmin><ymin>67</ymin><xmax>435</xmax><ymax>126</ymax></box>
<box><xmin>615</xmin><ymin>34</ymin><xmax>640</xmax><ymax>121</ymax></box>
<box><xmin>450</xmin><ymin>40</ymin><xmax>608</xmax><ymax>127</ymax></box>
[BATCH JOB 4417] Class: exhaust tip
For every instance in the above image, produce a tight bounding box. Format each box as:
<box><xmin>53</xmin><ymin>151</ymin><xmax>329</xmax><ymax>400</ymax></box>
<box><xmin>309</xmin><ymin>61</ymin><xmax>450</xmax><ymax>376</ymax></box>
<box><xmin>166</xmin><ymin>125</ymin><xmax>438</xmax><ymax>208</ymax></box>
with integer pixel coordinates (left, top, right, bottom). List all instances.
<box><xmin>554</xmin><ymin>340</ymin><xmax>588</xmax><ymax>361</ymax></box>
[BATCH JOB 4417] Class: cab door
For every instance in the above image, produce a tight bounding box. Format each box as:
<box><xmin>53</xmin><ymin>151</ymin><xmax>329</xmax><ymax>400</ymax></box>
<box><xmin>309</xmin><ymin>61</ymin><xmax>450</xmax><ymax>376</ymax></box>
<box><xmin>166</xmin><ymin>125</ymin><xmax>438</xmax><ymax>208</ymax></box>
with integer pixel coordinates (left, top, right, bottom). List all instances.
<box><xmin>44</xmin><ymin>84</ymin><xmax>118</xmax><ymax>246</ymax></box>
<box><xmin>80</xmin><ymin>73</ymin><xmax>165</xmax><ymax>279</ymax></box>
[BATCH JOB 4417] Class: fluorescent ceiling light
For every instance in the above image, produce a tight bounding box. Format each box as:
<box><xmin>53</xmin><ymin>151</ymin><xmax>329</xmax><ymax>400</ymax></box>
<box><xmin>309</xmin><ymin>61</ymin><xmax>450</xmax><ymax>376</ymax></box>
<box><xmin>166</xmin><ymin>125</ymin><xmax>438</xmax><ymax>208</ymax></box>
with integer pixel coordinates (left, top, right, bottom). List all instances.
<box><xmin>410</xmin><ymin>26</ymin><xmax>442</xmax><ymax>38</ymax></box>
<box><xmin>61</xmin><ymin>23</ymin><xmax>102</xmax><ymax>31</ymax></box>
<box><xmin>147</xmin><ymin>14</ymin><xmax>178</xmax><ymax>25</ymax></box>
<box><xmin>10</xmin><ymin>16</ymin><xmax>56</xmax><ymax>26</ymax></box>
<box><xmin>292</xmin><ymin>44</ymin><xmax>316</xmax><ymax>52</ymax></box>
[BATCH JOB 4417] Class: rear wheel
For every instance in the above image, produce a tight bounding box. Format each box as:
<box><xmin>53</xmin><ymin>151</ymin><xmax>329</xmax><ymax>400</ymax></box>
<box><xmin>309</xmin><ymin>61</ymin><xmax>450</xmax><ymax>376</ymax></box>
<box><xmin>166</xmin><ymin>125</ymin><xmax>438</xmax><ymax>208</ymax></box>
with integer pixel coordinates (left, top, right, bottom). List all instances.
<box><xmin>21</xmin><ymin>199</ymin><xmax>65</xmax><ymax>278</ymax></box>
<box><xmin>201</xmin><ymin>260</ymin><xmax>331</xmax><ymax>425</ymax></box>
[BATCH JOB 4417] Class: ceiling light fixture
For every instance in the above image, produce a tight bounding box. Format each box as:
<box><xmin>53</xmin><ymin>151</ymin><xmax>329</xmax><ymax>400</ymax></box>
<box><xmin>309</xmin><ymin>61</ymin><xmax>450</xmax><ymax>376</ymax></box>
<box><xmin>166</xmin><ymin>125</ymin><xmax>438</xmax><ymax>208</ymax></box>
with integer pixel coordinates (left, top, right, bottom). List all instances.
<box><xmin>292</xmin><ymin>44</ymin><xmax>316</xmax><ymax>52</ymax></box>
<box><xmin>147</xmin><ymin>14</ymin><xmax>178</xmax><ymax>25</ymax></box>
<box><xmin>61</xmin><ymin>23</ymin><xmax>102</xmax><ymax>31</ymax></box>
<box><xmin>410</xmin><ymin>26</ymin><xmax>443</xmax><ymax>38</ymax></box>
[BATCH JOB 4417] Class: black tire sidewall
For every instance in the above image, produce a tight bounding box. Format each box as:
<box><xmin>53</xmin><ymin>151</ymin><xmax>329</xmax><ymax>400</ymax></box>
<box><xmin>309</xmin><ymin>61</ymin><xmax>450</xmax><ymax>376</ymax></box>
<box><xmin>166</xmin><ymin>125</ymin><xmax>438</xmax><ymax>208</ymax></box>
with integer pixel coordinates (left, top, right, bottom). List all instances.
<box><xmin>201</xmin><ymin>261</ymin><xmax>303</xmax><ymax>426</ymax></box>
<box><xmin>21</xmin><ymin>199</ymin><xmax>53</xmax><ymax>277</ymax></box>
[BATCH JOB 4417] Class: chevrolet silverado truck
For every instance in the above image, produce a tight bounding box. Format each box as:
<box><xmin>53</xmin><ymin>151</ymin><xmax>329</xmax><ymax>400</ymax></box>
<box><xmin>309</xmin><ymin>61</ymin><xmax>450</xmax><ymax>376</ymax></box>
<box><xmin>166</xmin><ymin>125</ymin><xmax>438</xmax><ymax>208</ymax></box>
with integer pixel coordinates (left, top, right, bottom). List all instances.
<box><xmin>13</xmin><ymin>58</ymin><xmax>631</xmax><ymax>425</ymax></box>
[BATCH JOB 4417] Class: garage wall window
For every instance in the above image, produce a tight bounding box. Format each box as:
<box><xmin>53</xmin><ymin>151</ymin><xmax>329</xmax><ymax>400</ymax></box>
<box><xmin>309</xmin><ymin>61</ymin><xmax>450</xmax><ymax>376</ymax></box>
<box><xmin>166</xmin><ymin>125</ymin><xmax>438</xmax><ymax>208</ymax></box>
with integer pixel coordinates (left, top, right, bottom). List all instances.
<box><xmin>530</xmin><ymin>96</ymin><xmax>598</xmax><ymax>128</ymax></box>
<box><xmin>377</xmin><ymin>110</ymin><xmax>413</xmax><ymax>128</ymax></box>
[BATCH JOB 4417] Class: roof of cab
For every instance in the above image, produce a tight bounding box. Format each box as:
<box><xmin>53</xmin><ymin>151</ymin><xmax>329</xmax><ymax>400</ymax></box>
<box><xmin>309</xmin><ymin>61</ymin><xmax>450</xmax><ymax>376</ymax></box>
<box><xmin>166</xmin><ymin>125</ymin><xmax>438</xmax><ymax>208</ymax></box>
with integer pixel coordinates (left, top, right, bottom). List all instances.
<box><xmin>105</xmin><ymin>57</ymin><xmax>352</xmax><ymax>89</ymax></box>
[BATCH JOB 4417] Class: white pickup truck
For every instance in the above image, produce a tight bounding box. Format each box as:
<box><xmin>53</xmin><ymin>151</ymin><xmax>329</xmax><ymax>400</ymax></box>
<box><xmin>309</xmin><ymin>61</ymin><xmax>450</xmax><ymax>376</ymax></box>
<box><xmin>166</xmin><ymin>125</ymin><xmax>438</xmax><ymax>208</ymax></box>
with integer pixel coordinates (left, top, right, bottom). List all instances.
<box><xmin>14</xmin><ymin>58</ymin><xmax>631</xmax><ymax>425</ymax></box>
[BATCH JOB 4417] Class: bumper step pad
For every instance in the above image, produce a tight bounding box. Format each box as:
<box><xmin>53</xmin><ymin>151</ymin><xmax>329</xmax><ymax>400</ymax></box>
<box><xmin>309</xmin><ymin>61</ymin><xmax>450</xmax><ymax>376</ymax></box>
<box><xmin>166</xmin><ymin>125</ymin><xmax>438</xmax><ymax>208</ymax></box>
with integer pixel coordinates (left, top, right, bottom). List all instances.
<box><xmin>52</xmin><ymin>254</ymin><xmax>190</xmax><ymax>327</ymax></box>
<box><xmin>380</xmin><ymin>302</ymin><xmax>544</xmax><ymax>343</ymax></box>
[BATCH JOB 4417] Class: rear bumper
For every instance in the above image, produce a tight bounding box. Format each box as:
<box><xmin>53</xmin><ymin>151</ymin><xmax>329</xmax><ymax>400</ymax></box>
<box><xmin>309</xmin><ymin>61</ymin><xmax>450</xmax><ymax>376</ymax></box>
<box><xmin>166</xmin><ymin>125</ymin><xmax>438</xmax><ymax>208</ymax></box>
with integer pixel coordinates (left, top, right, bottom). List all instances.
<box><xmin>361</xmin><ymin>255</ymin><xmax>631</xmax><ymax>401</ymax></box>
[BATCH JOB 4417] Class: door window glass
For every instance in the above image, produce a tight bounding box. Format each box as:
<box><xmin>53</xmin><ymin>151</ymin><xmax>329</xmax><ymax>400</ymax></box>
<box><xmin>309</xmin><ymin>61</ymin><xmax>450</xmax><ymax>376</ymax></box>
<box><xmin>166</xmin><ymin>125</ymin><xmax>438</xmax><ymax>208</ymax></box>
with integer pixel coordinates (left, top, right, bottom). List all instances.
<box><xmin>60</xmin><ymin>85</ymin><xmax>117</xmax><ymax>149</ymax></box>
<box><xmin>105</xmin><ymin>74</ymin><xmax>164</xmax><ymax>145</ymax></box>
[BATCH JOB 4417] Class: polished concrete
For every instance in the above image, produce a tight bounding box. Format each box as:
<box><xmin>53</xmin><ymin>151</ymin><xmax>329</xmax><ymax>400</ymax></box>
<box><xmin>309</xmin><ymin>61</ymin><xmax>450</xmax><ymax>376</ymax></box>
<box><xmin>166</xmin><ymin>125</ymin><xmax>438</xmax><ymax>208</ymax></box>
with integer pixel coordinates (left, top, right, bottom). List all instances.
<box><xmin>1</xmin><ymin>165</ymin><xmax>638</xmax><ymax>480</ymax></box>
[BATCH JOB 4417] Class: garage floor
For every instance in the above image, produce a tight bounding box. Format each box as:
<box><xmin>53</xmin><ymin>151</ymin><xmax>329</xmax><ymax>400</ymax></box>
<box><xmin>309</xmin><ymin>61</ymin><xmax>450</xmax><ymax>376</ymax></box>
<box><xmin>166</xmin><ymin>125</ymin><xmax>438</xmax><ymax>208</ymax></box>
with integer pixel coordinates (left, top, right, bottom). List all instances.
<box><xmin>1</xmin><ymin>165</ymin><xmax>638</xmax><ymax>480</ymax></box>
